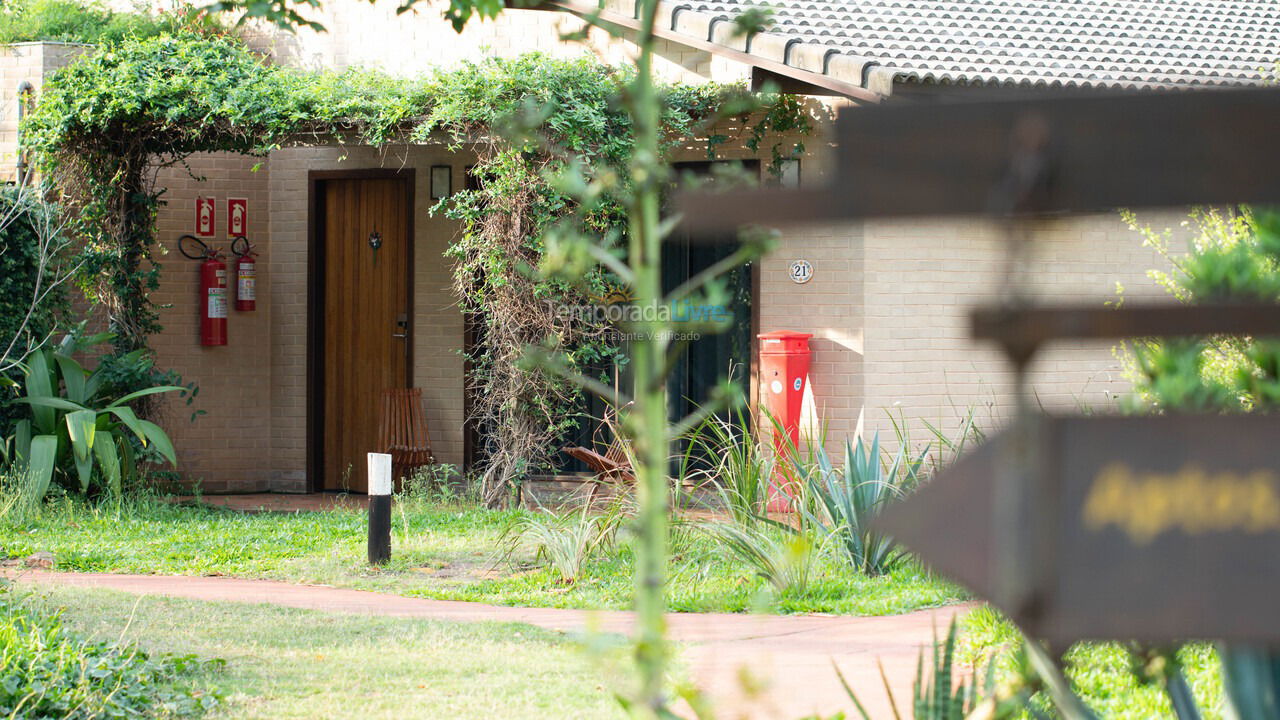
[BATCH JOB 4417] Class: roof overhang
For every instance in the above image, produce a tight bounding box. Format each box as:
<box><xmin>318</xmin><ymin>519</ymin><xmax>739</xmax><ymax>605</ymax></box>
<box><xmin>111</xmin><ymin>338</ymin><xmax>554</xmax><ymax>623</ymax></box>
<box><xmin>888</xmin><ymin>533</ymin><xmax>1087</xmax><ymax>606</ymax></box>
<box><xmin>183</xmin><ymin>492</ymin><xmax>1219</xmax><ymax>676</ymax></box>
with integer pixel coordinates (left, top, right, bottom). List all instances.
<box><xmin>512</xmin><ymin>0</ymin><xmax>884</xmax><ymax>103</ymax></box>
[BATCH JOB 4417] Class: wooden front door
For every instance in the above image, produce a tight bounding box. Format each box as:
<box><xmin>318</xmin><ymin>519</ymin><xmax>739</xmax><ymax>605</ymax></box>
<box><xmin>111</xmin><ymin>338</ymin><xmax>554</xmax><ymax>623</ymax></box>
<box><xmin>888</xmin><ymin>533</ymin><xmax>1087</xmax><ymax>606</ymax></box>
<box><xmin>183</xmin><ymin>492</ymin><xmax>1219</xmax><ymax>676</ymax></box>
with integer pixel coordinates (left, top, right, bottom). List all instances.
<box><xmin>315</xmin><ymin>174</ymin><xmax>412</xmax><ymax>492</ymax></box>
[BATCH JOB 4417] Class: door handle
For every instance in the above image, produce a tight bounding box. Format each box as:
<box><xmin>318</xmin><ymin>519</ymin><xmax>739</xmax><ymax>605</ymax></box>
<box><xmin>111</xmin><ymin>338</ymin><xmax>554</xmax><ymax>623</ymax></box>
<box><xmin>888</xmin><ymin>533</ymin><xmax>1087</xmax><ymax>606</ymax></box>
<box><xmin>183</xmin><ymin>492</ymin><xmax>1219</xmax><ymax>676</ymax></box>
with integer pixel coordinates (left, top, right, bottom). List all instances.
<box><xmin>393</xmin><ymin>313</ymin><xmax>409</xmax><ymax>339</ymax></box>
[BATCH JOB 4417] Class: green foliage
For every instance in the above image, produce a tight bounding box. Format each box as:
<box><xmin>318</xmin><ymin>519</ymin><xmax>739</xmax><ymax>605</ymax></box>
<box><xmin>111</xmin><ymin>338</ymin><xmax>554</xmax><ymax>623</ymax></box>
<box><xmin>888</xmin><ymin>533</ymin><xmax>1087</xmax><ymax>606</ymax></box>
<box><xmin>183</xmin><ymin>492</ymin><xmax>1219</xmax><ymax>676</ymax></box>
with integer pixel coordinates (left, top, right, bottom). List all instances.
<box><xmin>958</xmin><ymin>208</ymin><xmax>1280</xmax><ymax>720</ymax></box>
<box><xmin>9</xmin><ymin>329</ymin><xmax>181</xmax><ymax>498</ymax></box>
<box><xmin>699</xmin><ymin>521</ymin><xmax>814</xmax><ymax>594</ymax></box>
<box><xmin>793</xmin><ymin>433</ymin><xmax>923</xmax><ymax>577</ymax></box>
<box><xmin>0</xmin><ymin>0</ymin><xmax>226</xmax><ymax>45</ymax></box>
<box><xmin>0</xmin><ymin>188</ymin><xmax>68</xmax><ymax>429</ymax></box>
<box><xmin>1124</xmin><ymin>205</ymin><xmax>1280</xmax><ymax>719</ymax></box>
<box><xmin>0</xmin><ymin>586</ymin><xmax>220</xmax><ymax>718</ymax></box>
<box><xmin>956</xmin><ymin>607</ymin><xmax>1225</xmax><ymax>719</ymax></box>
<box><xmin>681</xmin><ymin>408</ymin><xmax>775</xmax><ymax>525</ymax></box>
<box><xmin>502</xmin><ymin>505</ymin><xmax>620</xmax><ymax>584</ymax></box>
<box><xmin>1122</xmin><ymin>207</ymin><xmax>1280</xmax><ymax>413</ymax></box>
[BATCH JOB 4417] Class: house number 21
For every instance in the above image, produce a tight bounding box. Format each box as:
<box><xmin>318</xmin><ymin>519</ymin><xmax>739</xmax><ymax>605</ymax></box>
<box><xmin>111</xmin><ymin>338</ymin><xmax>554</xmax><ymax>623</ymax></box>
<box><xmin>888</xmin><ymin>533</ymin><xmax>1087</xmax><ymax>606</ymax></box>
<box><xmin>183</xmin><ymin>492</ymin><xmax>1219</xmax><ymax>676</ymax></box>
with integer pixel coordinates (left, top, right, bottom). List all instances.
<box><xmin>789</xmin><ymin>259</ymin><xmax>813</xmax><ymax>284</ymax></box>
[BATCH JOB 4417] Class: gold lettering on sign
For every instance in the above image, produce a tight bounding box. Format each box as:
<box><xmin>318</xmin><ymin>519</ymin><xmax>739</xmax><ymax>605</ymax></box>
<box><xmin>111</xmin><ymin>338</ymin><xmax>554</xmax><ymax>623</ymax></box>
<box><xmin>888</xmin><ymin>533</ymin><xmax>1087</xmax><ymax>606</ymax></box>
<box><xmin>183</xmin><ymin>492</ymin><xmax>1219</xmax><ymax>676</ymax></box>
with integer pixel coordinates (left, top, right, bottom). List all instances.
<box><xmin>1082</xmin><ymin>464</ymin><xmax>1280</xmax><ymax>544</ymax></box>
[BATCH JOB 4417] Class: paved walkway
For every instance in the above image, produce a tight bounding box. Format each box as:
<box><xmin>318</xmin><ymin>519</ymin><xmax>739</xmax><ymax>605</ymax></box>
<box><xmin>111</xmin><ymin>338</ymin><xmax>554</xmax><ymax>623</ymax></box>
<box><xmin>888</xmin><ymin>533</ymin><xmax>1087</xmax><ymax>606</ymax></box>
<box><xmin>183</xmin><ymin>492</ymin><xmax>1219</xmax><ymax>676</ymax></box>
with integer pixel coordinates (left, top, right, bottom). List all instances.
<box><xmin>15</xmin><ymin>571</ymin><xmax>970</xmax><ymax>719</ymax></box>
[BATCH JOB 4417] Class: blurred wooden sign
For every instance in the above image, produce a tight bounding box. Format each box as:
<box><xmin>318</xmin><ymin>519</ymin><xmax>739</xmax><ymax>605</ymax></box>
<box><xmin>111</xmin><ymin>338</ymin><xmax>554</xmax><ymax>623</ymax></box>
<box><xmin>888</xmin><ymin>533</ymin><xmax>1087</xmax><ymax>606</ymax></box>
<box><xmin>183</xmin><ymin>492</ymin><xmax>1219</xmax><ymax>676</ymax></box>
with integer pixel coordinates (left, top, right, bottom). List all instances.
<box><xmin>677</xmin><ymin>87</ymin><xmax>1280</xmax><ymax>230</ymax></box>
<box><xmin>876</xmin><ymin>414</ymin><xmax>1280</xmax><ymax>644</ymax></box>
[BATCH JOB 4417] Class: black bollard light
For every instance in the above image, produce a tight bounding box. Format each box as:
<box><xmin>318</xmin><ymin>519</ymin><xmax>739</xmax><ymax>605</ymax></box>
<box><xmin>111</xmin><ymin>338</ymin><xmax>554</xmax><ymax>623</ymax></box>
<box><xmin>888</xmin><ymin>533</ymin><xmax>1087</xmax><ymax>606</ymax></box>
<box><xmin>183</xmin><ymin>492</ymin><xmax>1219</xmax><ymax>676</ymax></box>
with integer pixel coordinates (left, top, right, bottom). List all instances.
<box><xmin>367</xmin><ymin>452</ymin><xmax>392</xmax><ymax>565</ymax></box>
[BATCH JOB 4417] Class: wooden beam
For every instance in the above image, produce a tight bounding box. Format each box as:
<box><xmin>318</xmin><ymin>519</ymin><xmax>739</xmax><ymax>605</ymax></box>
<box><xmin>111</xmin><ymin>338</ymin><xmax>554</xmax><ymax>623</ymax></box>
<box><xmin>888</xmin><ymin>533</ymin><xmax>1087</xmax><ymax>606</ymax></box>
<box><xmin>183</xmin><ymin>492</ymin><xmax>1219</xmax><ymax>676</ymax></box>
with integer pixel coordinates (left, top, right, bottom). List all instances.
<box><xmin>678</xmin><ymin>86</ymin><xmax>1280</xmax><ymax>227</ymax></box>
<box><xmin>970</xmin><ymin>302</ymin><xmax>1280</xmax><ymax>361</ymax></box>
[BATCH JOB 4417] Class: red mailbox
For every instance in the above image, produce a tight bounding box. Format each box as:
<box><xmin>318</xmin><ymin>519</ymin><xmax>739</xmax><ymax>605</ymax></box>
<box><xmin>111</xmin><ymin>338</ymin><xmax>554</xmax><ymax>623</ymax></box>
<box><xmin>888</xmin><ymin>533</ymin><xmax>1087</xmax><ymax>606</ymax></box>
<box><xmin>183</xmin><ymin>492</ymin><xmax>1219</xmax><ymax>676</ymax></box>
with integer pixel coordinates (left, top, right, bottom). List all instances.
<box><xmin>757</xmin><ymin>331</ymin><xmax>812</xmax><ymax>510</ymax></box>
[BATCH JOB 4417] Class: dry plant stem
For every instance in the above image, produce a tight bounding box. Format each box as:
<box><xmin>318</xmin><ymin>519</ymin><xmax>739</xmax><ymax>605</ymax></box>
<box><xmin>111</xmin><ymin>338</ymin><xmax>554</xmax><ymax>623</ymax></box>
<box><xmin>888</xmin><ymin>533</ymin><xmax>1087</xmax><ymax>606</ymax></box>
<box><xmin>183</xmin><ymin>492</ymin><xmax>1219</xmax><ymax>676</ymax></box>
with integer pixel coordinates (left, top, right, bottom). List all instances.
<box><xmin>454</xmin><ymin>147</ymin><xmax>609</xmax><ymax>507</ymax></box>
<box><xmin>0</xmin><ymin>185</ymin><xmax>76</xmax><ymax>374</ymax></box>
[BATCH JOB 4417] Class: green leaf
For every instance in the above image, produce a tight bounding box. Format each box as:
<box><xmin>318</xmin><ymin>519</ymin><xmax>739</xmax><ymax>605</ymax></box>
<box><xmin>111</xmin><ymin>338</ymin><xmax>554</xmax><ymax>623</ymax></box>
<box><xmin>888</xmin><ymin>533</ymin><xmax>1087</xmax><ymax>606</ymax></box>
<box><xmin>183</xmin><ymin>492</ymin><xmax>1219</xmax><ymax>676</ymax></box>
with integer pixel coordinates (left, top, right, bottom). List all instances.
<box><xmin>14</xmin><ymin>419</ymin><xmax>31</xmax><ymax>464</ymax></box>
<box><xmin>119</xmin><ymin>434</ymin><xmax>137</xmax><ymax>484</ymax></box>
<box><xmin>15</xmin><ymin>396</ymin><xmax>89</xmax><ymax>412</ymax></box>
<box><xmin>73</xmin><ymin>449</ymin><xmax>93</xmax><ymax>493</ymax></box>
<box><xmin>26</xmin><ymin>434</ymin><xmax>57</xmax><ymax>501</ymax></box>
<box><xmin>94</xmin><ymin>435</ymin><xmax>122</xmax><ymax>496</ymax></box>
<box><xmin>53</xmin><ymin>353</ymin><xmax>87</xmax><ymax>404</ymax></box>
<box><xmin>24</xmin><ymin>350</ymin><xmax>55</xmax><ymax>431</ymax></box>
<box><xmin>138</xmin><ymin>420</ymin><xmax>177</xmax><ymax>467</ymax></box>
<box><xmin>84</xmin><ymin>367</ymin><xmax>103</xmax><ymax>402</ymax></box>
<box><xmin>65</xmin><ymin>409</ymin><xmax>97</xmax><ymax>463</ymax></box>
<box><xmin>107</xmin><ymin>385</ymin><xmax>185</xmax><ymax>408</ymax></box>
<box><xmin>107</xmin><ymin>406</ymin><xmax>147</xmax><ymax>445</ymax></box>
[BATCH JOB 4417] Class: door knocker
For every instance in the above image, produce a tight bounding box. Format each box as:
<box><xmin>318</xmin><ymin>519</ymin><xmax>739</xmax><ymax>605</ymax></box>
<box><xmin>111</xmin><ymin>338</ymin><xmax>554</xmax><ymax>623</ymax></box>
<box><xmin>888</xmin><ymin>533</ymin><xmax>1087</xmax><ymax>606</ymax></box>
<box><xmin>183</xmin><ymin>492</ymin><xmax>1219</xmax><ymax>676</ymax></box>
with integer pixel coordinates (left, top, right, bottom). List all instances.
<box><xmin>368</xmin><ymin>229</ymin><xmax>382</xmax><ymax>264</ymax></box>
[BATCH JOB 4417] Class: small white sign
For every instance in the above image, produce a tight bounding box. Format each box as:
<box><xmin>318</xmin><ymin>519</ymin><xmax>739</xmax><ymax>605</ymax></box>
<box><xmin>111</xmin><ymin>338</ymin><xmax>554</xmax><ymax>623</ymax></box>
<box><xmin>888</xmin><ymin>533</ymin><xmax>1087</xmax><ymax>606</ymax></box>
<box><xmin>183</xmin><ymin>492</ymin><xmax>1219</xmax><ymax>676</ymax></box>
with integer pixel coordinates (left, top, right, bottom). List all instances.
<box><xmin>368</xmin><ymin>452</ymin><xmax>393</xmax><ymax>496</ymax></box>
<box><xmin>789</xmin><ymin>259</ymin><xmax>813</xmax><ymax>284</ymax></box>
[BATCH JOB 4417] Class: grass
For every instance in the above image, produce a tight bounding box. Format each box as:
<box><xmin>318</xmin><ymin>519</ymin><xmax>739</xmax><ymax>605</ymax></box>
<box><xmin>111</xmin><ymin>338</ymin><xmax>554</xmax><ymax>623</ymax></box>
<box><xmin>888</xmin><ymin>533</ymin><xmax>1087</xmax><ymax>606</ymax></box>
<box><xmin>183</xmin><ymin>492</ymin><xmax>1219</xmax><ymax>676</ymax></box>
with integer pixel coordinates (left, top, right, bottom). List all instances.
<box><xmin>0</xmin><ymin>495</ymin><xmax>964</xmax><ymax>617</ymax></box>
<box><xmin>959</xmin><ymin>605</ymin><xmax>1225</xmax><ymax>719</ymax></box>
<box><xmin>0</xmin><ymin>585</ymin><xmax>217</xmax><ymax>718</ymax></box>
<box><xmin>21</xmin><ymin>584</ymin><xmax>627</xmax><ymax>719</ymax></box>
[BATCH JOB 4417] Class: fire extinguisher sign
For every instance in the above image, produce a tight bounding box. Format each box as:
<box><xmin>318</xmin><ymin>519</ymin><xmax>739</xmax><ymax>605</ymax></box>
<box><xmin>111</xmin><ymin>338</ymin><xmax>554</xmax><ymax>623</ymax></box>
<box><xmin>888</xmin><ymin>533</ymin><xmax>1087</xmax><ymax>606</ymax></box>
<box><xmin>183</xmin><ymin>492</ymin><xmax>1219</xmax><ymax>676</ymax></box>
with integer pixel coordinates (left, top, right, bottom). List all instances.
<box><xmin>195</xmin><ymin>197</ymin><xmax>216</xmax><ymax>238</ymax></box>
<box><xmin>227</xmin><ymin>198</ymin><xmax>248</xmax><ymax>237</ymax></box>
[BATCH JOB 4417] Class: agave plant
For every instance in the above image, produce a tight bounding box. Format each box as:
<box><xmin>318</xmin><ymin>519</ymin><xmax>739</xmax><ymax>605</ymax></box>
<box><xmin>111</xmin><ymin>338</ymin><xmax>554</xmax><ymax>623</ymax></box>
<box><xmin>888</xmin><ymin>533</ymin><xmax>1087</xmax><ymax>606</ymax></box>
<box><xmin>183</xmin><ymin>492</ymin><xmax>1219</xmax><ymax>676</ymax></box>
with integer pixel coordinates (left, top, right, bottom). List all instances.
<box><xmin>842</xmin><ymin>620</ymin><xmax>1017</xmax><ymax>720</ymax></box>
<box><xmin>793</xmin><ymin>433</ymin><xmax>926</xmax><ymax>577</ymax></box>
<box><xmin>9</xmin><ymin>331</ymin><xmax>181</xmax><ymax>498</ymax></box>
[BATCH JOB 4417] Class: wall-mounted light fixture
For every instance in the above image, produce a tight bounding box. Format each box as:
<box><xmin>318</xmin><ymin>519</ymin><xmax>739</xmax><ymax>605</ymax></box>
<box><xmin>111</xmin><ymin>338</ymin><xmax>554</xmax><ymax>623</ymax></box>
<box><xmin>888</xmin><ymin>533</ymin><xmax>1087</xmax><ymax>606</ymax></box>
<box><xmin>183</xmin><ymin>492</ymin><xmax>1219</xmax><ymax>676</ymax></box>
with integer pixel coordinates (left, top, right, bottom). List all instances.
<box><xmin>431</xmin><ymin>165</ymin><xmax>452</xmax><ymax>200</ymax></box>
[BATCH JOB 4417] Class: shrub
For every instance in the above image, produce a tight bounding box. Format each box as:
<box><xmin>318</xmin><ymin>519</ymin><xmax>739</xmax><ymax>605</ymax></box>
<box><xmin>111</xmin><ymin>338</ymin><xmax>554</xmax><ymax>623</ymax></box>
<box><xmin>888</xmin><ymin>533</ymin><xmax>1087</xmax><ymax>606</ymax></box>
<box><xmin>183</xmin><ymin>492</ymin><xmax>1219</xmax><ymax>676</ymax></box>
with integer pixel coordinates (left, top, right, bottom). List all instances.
<box><xmin>0</xmin><ymin>0</ymin><xmax>225</xmax><ymax>45</ymax></box>
<box><xmin>10</xmin><ymin>329</ymin><xmax>182</xmax><ymax>499</ymax></box>
<box><xmin>0</xmin><ymin>587</ymin><xmax>220</xmax><ymax>718</ymax></box>
<box><xmin>681</xmin><ymin>408</ymin><xmax>775</xmax><ymax>525</ymax></box>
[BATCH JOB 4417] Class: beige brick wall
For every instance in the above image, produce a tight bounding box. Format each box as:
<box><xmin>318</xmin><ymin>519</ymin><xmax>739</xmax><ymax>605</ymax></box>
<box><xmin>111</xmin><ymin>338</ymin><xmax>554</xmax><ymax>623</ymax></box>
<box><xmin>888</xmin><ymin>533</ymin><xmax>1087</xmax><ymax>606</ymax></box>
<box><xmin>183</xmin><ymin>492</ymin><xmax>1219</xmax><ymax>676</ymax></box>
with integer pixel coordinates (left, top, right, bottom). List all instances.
<box><xmin>149</xmin><ymin>153</ymin><xmax>274</xmax><ymax>492</ymax></box>
<box><xmin>788</xmin><ymin>211</ymin><xmax>1183</xmax><ymax>458</ymax></box>
<box><xmin>0</xmin><ymin>42</ymin><xmax>91</xmax><ymax>183</ymax></box>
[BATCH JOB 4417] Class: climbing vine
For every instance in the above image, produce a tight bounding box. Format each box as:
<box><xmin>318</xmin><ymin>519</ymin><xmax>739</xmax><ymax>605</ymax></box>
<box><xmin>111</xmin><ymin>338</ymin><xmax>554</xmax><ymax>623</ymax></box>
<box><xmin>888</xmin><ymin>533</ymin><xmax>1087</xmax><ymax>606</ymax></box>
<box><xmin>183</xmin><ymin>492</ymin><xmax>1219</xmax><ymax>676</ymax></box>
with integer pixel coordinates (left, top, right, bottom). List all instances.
<box><xmin>24</xmin><ymin>33</ymin><xmax>813</xmax><ymax>496</ymax></box>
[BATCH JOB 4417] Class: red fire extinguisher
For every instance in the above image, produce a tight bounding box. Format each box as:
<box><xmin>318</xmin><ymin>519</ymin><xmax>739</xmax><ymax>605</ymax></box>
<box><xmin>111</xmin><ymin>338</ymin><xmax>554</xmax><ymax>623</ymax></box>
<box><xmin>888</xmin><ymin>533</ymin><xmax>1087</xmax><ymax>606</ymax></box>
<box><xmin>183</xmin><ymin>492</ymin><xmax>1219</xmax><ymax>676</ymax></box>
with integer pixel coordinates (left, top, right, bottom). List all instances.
<box><xmin>180</xmin><ymin>235</ymin><xmax>228</xmax><ymax>346</ymax></box>
<box><xmin>231</xmin><ymin>236</ymin><xmax>256</xmax><ymax>312</ymax></box>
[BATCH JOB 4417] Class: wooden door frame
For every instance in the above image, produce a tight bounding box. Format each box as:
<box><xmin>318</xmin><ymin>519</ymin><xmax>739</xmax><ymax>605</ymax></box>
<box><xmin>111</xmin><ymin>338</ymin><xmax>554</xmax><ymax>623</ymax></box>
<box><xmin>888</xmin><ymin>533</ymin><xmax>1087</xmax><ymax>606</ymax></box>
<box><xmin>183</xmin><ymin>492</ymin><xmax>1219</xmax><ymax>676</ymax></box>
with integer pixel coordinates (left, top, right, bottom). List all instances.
<box><xmin>306</xmin><ymin>169</ymin><xmax>416</xmax><ymax>493</ymax></box>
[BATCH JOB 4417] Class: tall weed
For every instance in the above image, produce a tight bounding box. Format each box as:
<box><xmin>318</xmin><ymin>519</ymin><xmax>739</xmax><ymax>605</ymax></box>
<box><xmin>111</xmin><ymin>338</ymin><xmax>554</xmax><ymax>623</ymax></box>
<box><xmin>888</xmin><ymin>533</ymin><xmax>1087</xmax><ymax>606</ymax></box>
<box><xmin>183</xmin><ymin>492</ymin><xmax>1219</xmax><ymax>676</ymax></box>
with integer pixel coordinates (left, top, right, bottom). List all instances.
<box><xmin>681</xmin><ymin>408</ymin><xmax>774</xmax><ymax>525</ymax></box>
<box><xmin>699</xmin><ymin>521</ymin><xmax>815</xmax><ymax>595</ymax></box>
<box><xmin>501</xmin><ymin>505</ymin><xmax>619</xmax><ymax>584</ymax></box>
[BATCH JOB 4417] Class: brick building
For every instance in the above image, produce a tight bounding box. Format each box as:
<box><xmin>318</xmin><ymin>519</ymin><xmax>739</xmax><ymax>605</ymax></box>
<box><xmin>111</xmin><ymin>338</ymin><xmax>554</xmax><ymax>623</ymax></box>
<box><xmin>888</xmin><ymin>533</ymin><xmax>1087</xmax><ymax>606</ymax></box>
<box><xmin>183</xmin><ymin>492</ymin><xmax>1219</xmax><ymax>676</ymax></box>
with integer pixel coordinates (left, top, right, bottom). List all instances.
<box><xmin>1</xmin><ymin>1</ymin><xmax>1275</xmax><ymax>493</ymax></box>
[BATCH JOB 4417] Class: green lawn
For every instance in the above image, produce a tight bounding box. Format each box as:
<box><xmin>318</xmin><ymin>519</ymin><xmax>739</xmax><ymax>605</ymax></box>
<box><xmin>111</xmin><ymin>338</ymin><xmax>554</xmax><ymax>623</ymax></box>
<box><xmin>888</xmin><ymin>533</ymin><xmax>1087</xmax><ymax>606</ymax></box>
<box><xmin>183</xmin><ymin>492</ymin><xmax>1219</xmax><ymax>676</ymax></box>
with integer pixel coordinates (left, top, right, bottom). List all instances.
<box><xmin>27</xmin><ymin>584</ymin><xmax>627</xmax><ymax>719</ymax></box>
<box><xmin>959</xmin><ymin>606</ymin><xmax>1225</xmax><ymax>719</ymax></box>
<box><xmin>0</xmin><ymin>496</ymin><xmax>963</xmax><ymax>616</ymax></box>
